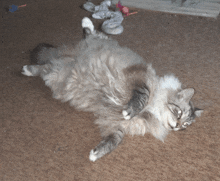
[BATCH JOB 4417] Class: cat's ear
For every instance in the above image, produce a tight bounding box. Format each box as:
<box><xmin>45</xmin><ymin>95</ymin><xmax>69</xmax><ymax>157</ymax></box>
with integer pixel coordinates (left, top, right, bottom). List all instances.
<box><xmin>168</xmin><ymin>103</ymin><xmax>182</xmax><ymax>119</ymax></box>
<box><xmin>178</xmin><ymin>88</ymin><xmax>195</xmax><ymax>102</ymax></box>
<box><xmin>194</xmin><ymin>108</ymin><xmax>203</xmax><ymax>117</ymax></box>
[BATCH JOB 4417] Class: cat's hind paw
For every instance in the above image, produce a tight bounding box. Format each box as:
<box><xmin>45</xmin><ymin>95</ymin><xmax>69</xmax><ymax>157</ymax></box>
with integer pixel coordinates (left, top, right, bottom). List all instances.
<box><xmin>89</xmin><ymin>149</ymin><xmax>98</xmax><ymax>162</ymax></box>
<box><xmin>22</xmin><ymin>65</ymin><xmax>33</xmax><ymax>76</ymax></box>
<box><xmin>82</xmin><ymin>17</ymin><xmax>94</xmax><ymax>32</ymax></box>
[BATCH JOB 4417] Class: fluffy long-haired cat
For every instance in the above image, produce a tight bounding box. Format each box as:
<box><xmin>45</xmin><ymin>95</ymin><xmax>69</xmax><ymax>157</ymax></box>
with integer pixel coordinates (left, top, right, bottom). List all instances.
<box><xmin>22</xmin><ymin>17</ymin><xmax>203</xmax><ymax>162</ymax></box>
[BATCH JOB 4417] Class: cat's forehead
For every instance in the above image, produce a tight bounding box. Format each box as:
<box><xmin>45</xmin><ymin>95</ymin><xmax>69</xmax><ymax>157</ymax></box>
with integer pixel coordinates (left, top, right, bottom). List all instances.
<box><xmin>179</xmin><ymin>102</ymin><xmax>191</xmax><ymax>112</ymax></box>
<box><xmin>168</xmin><ymin>91</ymin><xmax>193</xmax><ymax>111</ymax></box>
<box><xmin>167</xmin><ymin>90</ymin><xmax>182</xmax><ymax>103</ymax></box>
<box><xmin>181</xmin><ymin>100</ymin><xmax>194</xmax><ymax>111</ymax></box>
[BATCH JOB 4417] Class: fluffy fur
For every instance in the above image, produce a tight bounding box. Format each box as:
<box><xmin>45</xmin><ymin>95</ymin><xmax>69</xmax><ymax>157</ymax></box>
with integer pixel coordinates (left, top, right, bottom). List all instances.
<box><xmin>22</xmin><ymin>17</ymin><xmax>203</xmax><ymax>162</ymax></box>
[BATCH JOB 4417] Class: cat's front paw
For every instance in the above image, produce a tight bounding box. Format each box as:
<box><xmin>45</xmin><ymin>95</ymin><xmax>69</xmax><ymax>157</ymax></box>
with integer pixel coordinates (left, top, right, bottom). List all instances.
<box><xmin>122</xmin><ymin>110</ymin><xmax>131</xmax><ymax>120</ymax></box>
<box><xmin>89</xmin><ymin>137</ymin><xmax>118</xmax><ymax>162</ymax></box>
<box><xmin>22</xmin><ymin>65</ymin><xmax>33</xmax><ymax>76</ymax></box>
<box><xmin>122</xmin><ymin>106</ymin><xmax>136</xmax><ymax>120</ymax></box>
<box><xmin>89</xmin><ymin>148</ymin><xmax>105</xmax><ymax>162</ymax></box>
<box><xmin>89</xmin><ymin>149</ymin><xmax>99</xmax><ymax>162</ymax></box>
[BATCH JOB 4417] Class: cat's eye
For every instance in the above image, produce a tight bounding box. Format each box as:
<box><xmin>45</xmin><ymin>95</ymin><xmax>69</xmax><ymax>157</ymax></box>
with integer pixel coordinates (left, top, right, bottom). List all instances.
<box><xmin>177</xmin><ymin>110</ymin><xmax>182</xmax><ymax>119</ymax></box>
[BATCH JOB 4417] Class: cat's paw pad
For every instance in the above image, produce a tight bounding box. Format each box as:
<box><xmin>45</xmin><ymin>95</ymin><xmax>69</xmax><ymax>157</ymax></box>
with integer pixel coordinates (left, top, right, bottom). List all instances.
<box><xmin>22</xmin><ymin>65</ymin><xmax>33</xmax><ymax>76</ymax></box>
<box><xmin>122</xmin><ymin>110</ymin><xmax>131</xmax><ymax>120</ymax></box>
<box><xmin>89</xmin><ymin>149</ymin><xmax>98</xmax><ymax>162</ymax></box>
<box><xmin>82</xmin><ymin>17</ymin><xmax>94</xmax><ymax>32</ymax></box>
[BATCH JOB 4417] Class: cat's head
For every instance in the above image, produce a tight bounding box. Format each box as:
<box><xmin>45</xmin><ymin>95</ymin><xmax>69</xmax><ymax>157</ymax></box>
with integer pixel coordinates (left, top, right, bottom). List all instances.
<box><xmin>166</xmin><ymin>88</ymin><xmax>203</xmax><ymax>131</ymax></box>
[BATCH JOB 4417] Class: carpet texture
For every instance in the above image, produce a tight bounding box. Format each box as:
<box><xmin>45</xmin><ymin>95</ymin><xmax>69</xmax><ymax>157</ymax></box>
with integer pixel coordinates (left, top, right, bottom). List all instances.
<box><xmin>1</xmin><ymin>0</ymin><xmax>220</xmax><ymax>180</ymax></box>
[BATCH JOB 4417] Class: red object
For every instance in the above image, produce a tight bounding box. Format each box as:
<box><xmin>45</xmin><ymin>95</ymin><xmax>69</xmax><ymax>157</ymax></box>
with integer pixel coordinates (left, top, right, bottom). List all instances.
<box><xmin>116</xmin><ymin>1</ymin><xmax>137</xmax><ymax>17</ymax></box>
<box><xmin>18</xmin><ymin>4</ymin><xmax>27</xmax><ymax>8</ymax></box>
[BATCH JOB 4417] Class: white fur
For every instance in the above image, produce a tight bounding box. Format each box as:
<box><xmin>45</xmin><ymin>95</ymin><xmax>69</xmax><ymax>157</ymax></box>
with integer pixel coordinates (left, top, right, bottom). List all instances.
<box><xmin>173</xmin><ymin>127</ymin><xmax>180</xmax><ymax>131</ymax></box>
<box><xmin>147</xmin><ymin>75</ymin><xmax>182</xmax><ymax>131</ymax></box>
<box><xmin>122</xmin><ymin>110</ymin><xmax>131</xmax><ymax>120</ymax></box>
<box><xmin>159</xmin><ymin>75</ymin><xmax>181</xmax><ymax>90</ymax></box>
<box><xmin>148</xmin><ymin>92</ymin><xmax>166</xmax><ymax>123</ymax></box>
<box><xmin>22</xmin><ymin>65</ymin><xmax>33</xmax><ymax>76</ymax></box>
<box><xmin>82</xmin><ymin>17</ymin><xmax>94</xmax><ymax>32</ymax></box>
<box><xmin>89</xmin><ymin>149</ymin><xmax>98</xmax><ymax>162</ymax></box>
<box><xmin>122</xmin><ymin>117</ymin><xmax>146</xmax><ymax>136</ymax></box>
<box><xmin>168</xmin><ymin>117</ymin><xmax>177</xmax><ymax>128</ymax></box>
<box><xmin>106</xmin><ymin>95</ymin><xmax>122</xmax><ymax>106</ymax></box>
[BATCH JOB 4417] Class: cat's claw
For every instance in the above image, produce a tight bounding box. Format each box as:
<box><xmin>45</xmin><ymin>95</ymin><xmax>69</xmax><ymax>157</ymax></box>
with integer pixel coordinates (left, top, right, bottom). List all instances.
<box><xmin>89</xmin><ymin>149</ymin><xmax>98</xmax><ymax>162</ymax></box>
<box><xmin>22</xmin><ymin>65</ymin><xmax>33</xmax><ymax>76</ymax></box>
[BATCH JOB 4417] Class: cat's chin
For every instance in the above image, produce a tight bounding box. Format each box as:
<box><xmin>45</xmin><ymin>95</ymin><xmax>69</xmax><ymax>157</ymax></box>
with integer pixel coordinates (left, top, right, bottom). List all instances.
<box><xmin>173</xmin><ymin>127</ymin><xmax>181</xmax><ymax>131</ymax></box>
<box><xmin>170</xmin><ymin>121</ymin><xmax>193</xmax><ymax>131</ymax></box>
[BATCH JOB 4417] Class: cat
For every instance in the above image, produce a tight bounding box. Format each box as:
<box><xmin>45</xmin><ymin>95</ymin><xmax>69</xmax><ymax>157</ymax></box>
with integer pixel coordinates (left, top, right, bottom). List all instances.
<box><xmin>22</xmin><ymin>17</ymin><xmax>203</xmax><ymax>162</ymax></box>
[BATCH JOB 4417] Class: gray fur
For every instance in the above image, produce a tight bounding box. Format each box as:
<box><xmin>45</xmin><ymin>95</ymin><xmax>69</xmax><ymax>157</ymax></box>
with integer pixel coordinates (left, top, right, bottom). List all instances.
<box><xmin>22</xmin><ymin>21</ymin><xmax>203</xmax><ymax>161</ymax></box>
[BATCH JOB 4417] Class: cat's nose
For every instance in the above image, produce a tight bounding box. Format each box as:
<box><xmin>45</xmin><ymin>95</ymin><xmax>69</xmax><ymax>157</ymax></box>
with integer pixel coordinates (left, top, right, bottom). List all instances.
<box><xmin>176</xmin><ymin>123</ymin><xmax>179</xmax><ymax>127</ymax></box>
<box><xmin>169</xmin><ymin>122</ymin><xmax>178</xmax><ymax>129</ymax></box>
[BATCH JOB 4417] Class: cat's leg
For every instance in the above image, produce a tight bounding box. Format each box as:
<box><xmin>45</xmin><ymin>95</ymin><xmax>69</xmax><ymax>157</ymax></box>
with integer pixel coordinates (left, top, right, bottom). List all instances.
<box><xmin>123</xmin><ymin>86</ymin><xmax>150</xmax><ymax>120</ymax></box>
<box><xmin>22</xmin><ymin>64</ymin><xmax>50</xmax><ymax>77</ymax></box>
<box><xmin>22</xmin><ymin>65</ymin><xmax>41</xmax><ymax>76</ymax></box>
<box><xmin>89</xmin><ymin>129</ymin><xmax>124</xmax><ymax>162</ymax></box>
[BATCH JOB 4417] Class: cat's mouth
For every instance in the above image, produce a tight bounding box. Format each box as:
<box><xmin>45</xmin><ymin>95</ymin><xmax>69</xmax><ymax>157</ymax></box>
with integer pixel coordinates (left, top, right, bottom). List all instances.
<box><xmin>181</xmin><ymin>121</ymin><xmax>191</xmax><ymax>129</ymax></box>
<box><xmin>168</xmin><ymin>122</ymin><xmax>180</xmax><ymax>131</ymax></box>
<box><xmin>169</xmin><ymin>122</ymin><xmax>191</xmax><ymax>131</ymax></box>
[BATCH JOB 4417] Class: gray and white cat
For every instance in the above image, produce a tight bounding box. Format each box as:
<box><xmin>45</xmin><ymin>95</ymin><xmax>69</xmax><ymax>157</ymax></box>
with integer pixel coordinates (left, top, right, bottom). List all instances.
<box><xmin>22</xmin><ymin>17</ymin><xmax>203</xmax><ymax>162</ymax></box>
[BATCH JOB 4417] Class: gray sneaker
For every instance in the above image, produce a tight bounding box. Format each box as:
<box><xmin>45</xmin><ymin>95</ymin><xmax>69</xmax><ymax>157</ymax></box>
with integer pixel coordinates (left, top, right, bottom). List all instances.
<box><xmin>83</xmin><ymin>2</ymin><xmax>96</xmax><ymax>12</ymax></box>
<box><xmin>101</xmin><ymin>11</ymin><xmax>124</xmax><ymax>35</ymax></box>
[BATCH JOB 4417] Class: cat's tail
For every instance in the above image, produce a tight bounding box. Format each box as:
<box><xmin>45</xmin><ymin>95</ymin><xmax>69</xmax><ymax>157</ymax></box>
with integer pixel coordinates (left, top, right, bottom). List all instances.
<box><xmin>30</xmin><ymin>43</ymin><xmax>57</xmax><ymax>65</ymax></box>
